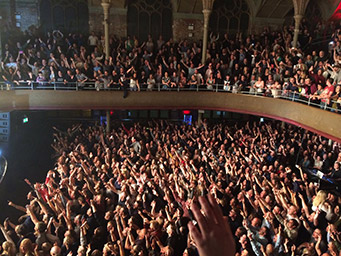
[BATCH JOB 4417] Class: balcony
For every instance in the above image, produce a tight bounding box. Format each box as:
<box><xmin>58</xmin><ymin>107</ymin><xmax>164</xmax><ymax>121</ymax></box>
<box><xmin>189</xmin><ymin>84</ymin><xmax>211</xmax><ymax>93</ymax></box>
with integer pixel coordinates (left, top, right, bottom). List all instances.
<box><xmin>0</xmin><ymin>89</ymin><xmax>340</xmax><ymax>142</ymax></box>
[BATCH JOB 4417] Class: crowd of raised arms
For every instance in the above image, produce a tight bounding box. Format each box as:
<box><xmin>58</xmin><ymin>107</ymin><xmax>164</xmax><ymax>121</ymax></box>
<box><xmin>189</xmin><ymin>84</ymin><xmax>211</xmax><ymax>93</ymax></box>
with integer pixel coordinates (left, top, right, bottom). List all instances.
<box><xmin>0</xmin><ymin>120</ymin><xmax>340</xmax><ymax>256</ymax></box>
<box><xmin>1</xmin><ymin>20</ymin><xmax>341</xmax><ymax>110</ymax></box>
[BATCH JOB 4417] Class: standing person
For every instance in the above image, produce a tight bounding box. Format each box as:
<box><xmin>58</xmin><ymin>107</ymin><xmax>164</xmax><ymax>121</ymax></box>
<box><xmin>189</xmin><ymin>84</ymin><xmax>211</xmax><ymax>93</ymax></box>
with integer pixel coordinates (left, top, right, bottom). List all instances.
<box><xmin>129</xmin><ymin>73</ymin><xmax>140</xmax><ymax>91</ymax></box>
<box><xmin>119</xmin><ymin>68</ymin><xmax>128</xmax><ymax>98</ymax></box>
<box><xmin>162</xmin><ymin>72</ymin><xmax>171</xmax><ymax>90</ymax></box>
<box><xmin>75</xmin><ymin>68</ymin><xmax>88</xmax><ymax>90</ymax></box>
<box><xmin>88</xmin><ymin>32</ymin><xmax>98</xmax><ymax>53</ymax></box>
<box><xmin>206</xmin><ymin>73</ymin><xmax>215</xmax><ymax>91</ymax></box>
<box><xmin>147</xmin><ymin>74</ymin><xmax>156</xmax><ymax>91</ymax></box>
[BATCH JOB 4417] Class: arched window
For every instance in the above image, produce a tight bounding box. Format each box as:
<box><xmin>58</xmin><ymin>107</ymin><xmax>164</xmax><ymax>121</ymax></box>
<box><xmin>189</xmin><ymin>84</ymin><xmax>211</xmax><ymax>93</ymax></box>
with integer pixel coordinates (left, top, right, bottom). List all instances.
<box><xmin>209</xmin><ymin>0</ymin><xmax>250</xmax><ymax>36</ymax></box>
<box><xmin>305</xmin><ymin>0</ymin><xmax>322</xmax><ymax>27</ymax></box>
<box><xmin>40</xmin><ymin>0</ymin><xmax>89</xmax><ymax>34</ymax></box>
<box><xmin>284</xmin><ymin>0</ymin><xmax>322</xmax><ymax>30</ymax></box>
<box><xmin>127</xmin><ymin>0</ymin><xmax>172</xmax><ymax>42</ymax></box>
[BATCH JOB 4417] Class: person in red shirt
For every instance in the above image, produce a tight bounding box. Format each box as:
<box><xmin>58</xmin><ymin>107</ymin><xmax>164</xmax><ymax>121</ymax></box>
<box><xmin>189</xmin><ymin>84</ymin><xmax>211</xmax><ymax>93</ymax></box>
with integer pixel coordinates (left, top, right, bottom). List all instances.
<box><xmin>319</xmin><ymin>78</ymin><xmax>335</xmax><ymax>108</ymax></box>
<box><xmin>309</xmin><ymin>67</ymin><xmax>326</xmax><ymax>87</ymax></box>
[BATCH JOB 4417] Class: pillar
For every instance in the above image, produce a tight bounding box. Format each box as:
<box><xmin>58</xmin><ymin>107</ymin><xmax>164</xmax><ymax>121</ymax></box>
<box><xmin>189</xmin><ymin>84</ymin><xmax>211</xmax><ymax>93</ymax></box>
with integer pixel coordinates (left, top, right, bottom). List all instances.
<box><xmin>202</xmin><ymin>9</ymin><xmax>212</xmax><ymax>64</ymax></box>
<box><xmin>106</xmin><ymin>110</ymin><xmax>111</xmax><ymax>133</ymax></box>
<box><xmin>292</xmin><ymin>0</ymin><xmax>310</xmax><ymax>48</ymax></box>
<box><xmin>198</xmin><ymin>110</ymin><xmax>204</xmax><ymax>126</ymax></box>
<box><xmin>201</xmin><ymin>0</ymin><xmax>215</xmax><ymax>64</ymax></box>
<box><xmin>293</xmin><ymin>14</ymin><xmax>303</xmax><ymax>48</ymax></box>
<box><xmin>101</xmin><ymin>0</ymin><xmax>111</xmax><ymax>59</ymax></box>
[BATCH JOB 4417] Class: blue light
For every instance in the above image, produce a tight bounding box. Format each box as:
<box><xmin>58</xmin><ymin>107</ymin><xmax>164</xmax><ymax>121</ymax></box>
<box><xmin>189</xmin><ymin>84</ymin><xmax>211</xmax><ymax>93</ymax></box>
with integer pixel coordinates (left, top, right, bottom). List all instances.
<box><xmin>183</xmin><ymin>115</ymin><xmax>192</xmax><ymax>125</ymax></box>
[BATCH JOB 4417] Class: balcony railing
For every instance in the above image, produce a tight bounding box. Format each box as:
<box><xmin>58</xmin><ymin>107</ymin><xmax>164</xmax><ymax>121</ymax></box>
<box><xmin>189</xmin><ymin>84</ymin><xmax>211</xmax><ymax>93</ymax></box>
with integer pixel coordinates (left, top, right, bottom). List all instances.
<box><xmin>0</xmin><ymin>81</ymin><xmax>340</xmax><ymax>113</ymax></box>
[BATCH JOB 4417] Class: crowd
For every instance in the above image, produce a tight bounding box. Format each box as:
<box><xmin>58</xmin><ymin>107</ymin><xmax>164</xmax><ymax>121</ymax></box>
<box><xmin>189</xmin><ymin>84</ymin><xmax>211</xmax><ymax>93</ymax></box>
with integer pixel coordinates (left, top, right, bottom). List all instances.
<box><xmin>0</xmin><ymin>120</ymin><xmax>340</xmax><ymax>256</ymax></box>
<box><xmin>1</xmin><ymin>20</ymin><xmax>341</xmax><ymax>110</ymax></box>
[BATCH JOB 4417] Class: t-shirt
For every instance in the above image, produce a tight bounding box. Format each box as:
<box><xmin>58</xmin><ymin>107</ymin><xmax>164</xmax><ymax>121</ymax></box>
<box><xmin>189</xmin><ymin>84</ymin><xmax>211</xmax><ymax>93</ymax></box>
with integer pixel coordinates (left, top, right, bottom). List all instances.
<box><xmin>321</xmin><ymin>85</ymin><xmax>334</xmax><ymax>102</ymax></box>
<box><xmin>88</xmin><ymin>35</ymin><xmax>98</xmax><ymax>46</ymax></box>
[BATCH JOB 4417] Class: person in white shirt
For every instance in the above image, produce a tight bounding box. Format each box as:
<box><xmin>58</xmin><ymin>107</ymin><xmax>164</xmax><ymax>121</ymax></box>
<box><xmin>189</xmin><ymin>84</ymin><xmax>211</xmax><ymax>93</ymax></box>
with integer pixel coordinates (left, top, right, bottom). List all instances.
<box><xmin>88</xmin><ymin>32</ymin><xmax>98</xmax><ymax>52</ymax></box>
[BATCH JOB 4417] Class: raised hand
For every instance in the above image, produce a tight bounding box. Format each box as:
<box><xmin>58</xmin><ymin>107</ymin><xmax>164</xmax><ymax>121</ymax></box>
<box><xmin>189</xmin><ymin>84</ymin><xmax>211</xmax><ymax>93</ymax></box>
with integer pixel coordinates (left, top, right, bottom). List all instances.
<box><xmin>188</xmin><ymin>194</ymin><xmax>235</xmax><ymax>256</ymax></box>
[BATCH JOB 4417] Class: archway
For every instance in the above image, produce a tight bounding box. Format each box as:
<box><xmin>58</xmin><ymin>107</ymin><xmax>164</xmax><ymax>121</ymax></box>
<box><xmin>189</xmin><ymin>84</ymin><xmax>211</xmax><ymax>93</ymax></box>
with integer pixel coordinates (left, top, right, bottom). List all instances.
<box><xmin>209</xmin><ymin>0</ymin><xmax>250</xmax><ymax>36</ymax></box>
<box><xmin>284</xmin><ymin>0</ymin><xmax>322</xmax><ymax>29</ymax></box>
<box><xmin>40</xmin><ymin>0</ymin><xmax>89</xmax><ymax>35</ymax></box>
<box><xmin>127</xmin><ymin>0</ymin><xmax>173</xmax><ymax>42</ymax></box>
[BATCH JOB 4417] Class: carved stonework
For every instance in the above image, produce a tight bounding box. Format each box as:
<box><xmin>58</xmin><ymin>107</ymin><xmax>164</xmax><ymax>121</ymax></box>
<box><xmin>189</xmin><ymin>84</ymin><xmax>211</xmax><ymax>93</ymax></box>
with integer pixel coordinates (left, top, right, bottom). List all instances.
<box><xmin>292</xmin><ymin>0</ymin><xmax>310</xmax><ymax>16</ymax></box>
<box><xmin>202</xmin><ymin>0</ymin><xmax>215</xmax><ymax>11</ymax></box>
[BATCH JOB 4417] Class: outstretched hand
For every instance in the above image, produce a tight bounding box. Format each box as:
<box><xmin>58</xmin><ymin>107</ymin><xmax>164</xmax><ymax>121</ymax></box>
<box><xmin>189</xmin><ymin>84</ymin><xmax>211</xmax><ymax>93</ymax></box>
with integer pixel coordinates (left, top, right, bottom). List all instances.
<box><xmin>188</xmin><ymin>194</ymin><xmax>235</xmax><ymax>256</ymax></box>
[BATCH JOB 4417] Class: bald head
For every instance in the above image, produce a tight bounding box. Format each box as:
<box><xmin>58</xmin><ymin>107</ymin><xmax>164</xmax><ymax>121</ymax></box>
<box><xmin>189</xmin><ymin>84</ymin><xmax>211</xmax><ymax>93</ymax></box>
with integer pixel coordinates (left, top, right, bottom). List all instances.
<box><xmin>50</xmin><ymin>245</ymin><xmax>61</xmax><ymax>256</ymax></box>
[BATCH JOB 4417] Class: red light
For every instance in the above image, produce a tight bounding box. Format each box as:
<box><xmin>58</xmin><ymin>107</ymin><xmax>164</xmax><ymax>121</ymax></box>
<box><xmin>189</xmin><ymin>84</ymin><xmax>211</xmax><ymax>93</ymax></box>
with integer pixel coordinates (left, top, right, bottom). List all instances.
<box><xmin>183</xmin><ymin>110</ymin><xmax>191</xmax><ymax>115</ymax></box>
<box><xmin>330</xmin><ymin>1</ymin><xmax>341</xmax><ymax>21</ymax></box>
<box><xmin>110</xmin><ymin>111</ymin><xmax>114</xmax><ymax>115</ymax></box>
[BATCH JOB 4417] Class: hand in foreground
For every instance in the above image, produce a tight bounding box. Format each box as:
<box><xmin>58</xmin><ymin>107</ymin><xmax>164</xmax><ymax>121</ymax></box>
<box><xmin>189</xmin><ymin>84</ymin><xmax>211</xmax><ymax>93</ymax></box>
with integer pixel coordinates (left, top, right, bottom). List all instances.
<box><xmin>188</xmin><ymin>194</ymin><xmax>235</xmax><ymax>256</ymax></box>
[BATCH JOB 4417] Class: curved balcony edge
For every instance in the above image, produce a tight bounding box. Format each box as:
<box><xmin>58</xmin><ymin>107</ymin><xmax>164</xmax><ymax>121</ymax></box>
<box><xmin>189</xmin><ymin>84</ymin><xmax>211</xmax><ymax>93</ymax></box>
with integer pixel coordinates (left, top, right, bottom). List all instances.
<box><xmin>1</xmin><ymin>90</ymin><xmax>340</xmax><ymax>142</ymax></box>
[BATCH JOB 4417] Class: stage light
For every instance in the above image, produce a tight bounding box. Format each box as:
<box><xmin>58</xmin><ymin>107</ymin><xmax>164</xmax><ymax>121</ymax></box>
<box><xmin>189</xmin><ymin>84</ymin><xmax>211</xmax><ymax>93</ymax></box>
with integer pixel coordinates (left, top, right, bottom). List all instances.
<box><xmin>23</xmin><ymin>116</ymin><xmax>29</xmax><ymax>124</ymax></box>
<box><xmin>183</xmin><ymin>110</ymin><xmax>191</xmax><ymax>115</ymax></box>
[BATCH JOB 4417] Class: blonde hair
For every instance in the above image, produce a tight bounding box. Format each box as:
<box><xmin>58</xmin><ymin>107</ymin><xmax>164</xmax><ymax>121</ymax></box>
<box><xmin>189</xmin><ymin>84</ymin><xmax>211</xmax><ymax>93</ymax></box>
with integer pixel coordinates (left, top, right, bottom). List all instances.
<box><xmin>150</xmin><ymin>220</ymin><xmax>160</xmax><ymax>230</ymax></box>
<box><xmin>313</xmin><ymin>190</ymin><xmax>327</xmax><ymax>208</ymax></box>
<box><xmin>19</xmin><ymin>238</ymin><xmax>33</xmax><ymax>254</ymax></box>
<box><xmin>2</xmin><ymin>241</ymin><xmax>16</xmax><ymax>256</ymax></box>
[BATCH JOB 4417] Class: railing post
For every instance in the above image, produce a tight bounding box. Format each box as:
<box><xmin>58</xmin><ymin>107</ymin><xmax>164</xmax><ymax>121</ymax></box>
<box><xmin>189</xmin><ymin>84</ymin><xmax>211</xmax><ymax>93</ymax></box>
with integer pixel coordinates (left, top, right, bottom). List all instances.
<box><xmin>197</xmin><ymin>84</ymin><xmax>199</xmax><ymax>92</ymax></box>
<box><xmin>54</xmin><ymin>82</ymin><xmax>56</xmax><ymax>91</ymax></box>
<box><xmin>215</xmin><ymin>84</ymin><xmax>218</xmax><ymax>92</ymax></box>
<box><xmin>292</xmin><ymin>92</ymin><xmax>295</xmax><ymax>101</ymax></box>
<box><xmin>324</xmin><ymin>102</ymin><xmax>327</xmax><ymax>110</ymax></box>
<box><xmin>76</xmin><ymin>82</ymin><xmax>78</xmax><ymax>91</ymax></box>
<box><xmin>307</xmin><ymin>96</ymin><xmax>311</xmax><ymax>106</ymax></box>
<box><xmin>158</xmin><ymin>83</ymin><xmax>160</xmax><ymax>92</ymax></box>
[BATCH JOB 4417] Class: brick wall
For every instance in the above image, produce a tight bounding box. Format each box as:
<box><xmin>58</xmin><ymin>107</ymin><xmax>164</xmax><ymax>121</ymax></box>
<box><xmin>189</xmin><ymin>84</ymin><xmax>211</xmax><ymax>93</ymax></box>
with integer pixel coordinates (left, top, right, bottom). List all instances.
<box><xmin>16</xmin><ymin>0</ymin><xmax>39</xmax><ymax>31</ymax></box>
<box><xmin>89</xmin><ymin>7</ymin><xmax>127</xmax><ymax>38</ymax></box>
<box><xmin>251</xmin><ymin>17</ymin><xmax>285</xmax><ymax>34</ymax></box>
<box><xmin>0</xmin><ymin>0</ymin><xmax>39</xmax><ymax>31</ymax></box>
<box><xmin>0</xmin><ymin>1</ymin><xmax>11</xmax><ymax>25</ymax></box>
<box><xmin>173</xmin><ymin>13</ymin><xmax>203</xmax><ymax>42</ymax></box>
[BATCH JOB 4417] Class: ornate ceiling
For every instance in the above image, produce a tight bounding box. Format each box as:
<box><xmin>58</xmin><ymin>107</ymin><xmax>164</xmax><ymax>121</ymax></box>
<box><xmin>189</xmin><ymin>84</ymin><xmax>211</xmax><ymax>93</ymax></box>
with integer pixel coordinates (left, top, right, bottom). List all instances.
<box><xmin>91</xmin><ymin>0</ymin><xmax>340</xmax><ymax>20</ymax></box>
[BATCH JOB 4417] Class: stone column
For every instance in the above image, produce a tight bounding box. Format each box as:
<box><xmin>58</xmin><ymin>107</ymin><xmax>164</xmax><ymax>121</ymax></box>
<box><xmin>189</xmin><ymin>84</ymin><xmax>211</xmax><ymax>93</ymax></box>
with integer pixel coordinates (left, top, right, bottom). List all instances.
<box><xmin>292</xmin><ymin>0</ymin><xmax>310</xmax><ymax>48</ymax></box>
<box><xmin>106</xmin><ymin>110</ymin><xmax>111</xmax><ymax>133</ymax></box>
<box><xmin>101</xmin><ymin>0</ymin><xmax>111</xmax><ymax>59</ymax></box>
<box><xmin>198</xmin><ymin>110</ymin><xmax>204</xmax><ymax>126</ymax></box>
<box><xmin>202</xmin><ymin>9</ymin><xmax>212</xmax><ymax>64</ymax></box>
<box><xmin>201</xmin><ymin>0</ymin><xmax>215</xmax><ymax>64</ymax></box>
<box><xmin>293</xmin><ymin>14</ymin><xmax>303</xmax><ymax>48</ymax></box>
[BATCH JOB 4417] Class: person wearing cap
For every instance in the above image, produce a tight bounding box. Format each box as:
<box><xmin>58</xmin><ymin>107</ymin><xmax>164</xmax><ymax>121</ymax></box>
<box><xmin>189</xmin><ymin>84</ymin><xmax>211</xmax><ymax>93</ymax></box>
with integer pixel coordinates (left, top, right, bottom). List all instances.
<box><xmin>326</xmin><ymin>63</ymin><xmax>341</xmax><ymax>84</ymax></box>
